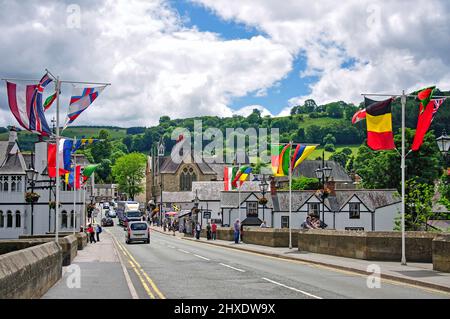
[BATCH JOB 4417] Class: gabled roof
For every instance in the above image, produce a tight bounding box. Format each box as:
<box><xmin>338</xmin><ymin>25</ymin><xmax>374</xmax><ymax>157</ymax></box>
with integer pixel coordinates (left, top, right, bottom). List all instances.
<box><xmin>334</xmin><ymin>189</ymin><xmax>400</xmax><ymax>212</ymax></box>
<box><xmin>0</xmin><ymin>141</ymin><xmax>9</xmax><ymax>166</ymax></box>
<box><xmin>0</xmin><ymin>145</ymin><xmax>27</xmax><ymax>174</ymax></box>
<box><xmin>289</xmin><ymin>160</ymin><xmax>353</xmax><ymax>182</ymax></box>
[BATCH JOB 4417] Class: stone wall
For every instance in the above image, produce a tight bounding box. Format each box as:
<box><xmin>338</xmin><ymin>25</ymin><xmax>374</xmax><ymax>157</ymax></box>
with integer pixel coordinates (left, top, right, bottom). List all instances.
<box><xmin>242</xmin><ymin>227</ymin><xmax>299</xmax><ymax>247</ymax></box>
<box><xmin>0</xmin><ymin>241</ymin><xmax>62</xmax><ymax>299</ymax></box>
<box><xmin>433</xmin><ymin>234</ymin><xmax>450</xmax><ymax>272</ymax></box>
<box><xmin>298</xmin><ymin>230</ymin><xmax>439</xmax><ymax>262</ymax></box>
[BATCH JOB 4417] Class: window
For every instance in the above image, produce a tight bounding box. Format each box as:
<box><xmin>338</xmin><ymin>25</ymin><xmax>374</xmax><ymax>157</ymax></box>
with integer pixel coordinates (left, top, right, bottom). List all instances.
<box><xmin>281</xmin><ymin>216</ymin><xmax>289</xmax><ymax>229</ymax></box>
<box><xmin>349</xmin><ymin>203</ymin><xmax>360</xmax><ymax>219</ymax></box>
<box><xmin>11</xmin><ymin>181</ymin><xmax>16</xmax><ymax>192</ymax></box>
<box><xmin>16</xmin><ymin>176</ymin><xmax>23</xmax><ymax>192</ymax></box>
<box><xmin>70</xmin><ymin>210</ymin><xmax>75</xmax><ymax>228</ymax></box>
<box><xmin>61</xmin><ymin>211</ymin><xmax>68</xmax><ymax>228</ymax></box>
<box><xmin>15</xmin><ymin>211</ymin><xmax>21</xmax><ymax>228</ymax></box>
<box><xmin>4</xmin><ymin>178</ymin><xmax>8</xmax><ymax>192</ymax></box>
<box><xmin>0</xmin><ymin>211</ymin><xmax>4</xmax><ymax>228</ymax></box>
<box><xmin>308</xmin><ymin>203</ymin><xmax>320</xmax><ymax>217</ymax></box>
<box><xmin>180</xmin><ymin>167</ymin><xmax>196</xmax><ymax>191</ymax></box>
<box><xmin>6</xmin><ymin>211</ymin><xmax>13</xmax><ymax>228</ymax></box>
<box><xmin>247</xmin><ymin>202</ymin><xmax>258</xmax><ymax>217</ymax></box>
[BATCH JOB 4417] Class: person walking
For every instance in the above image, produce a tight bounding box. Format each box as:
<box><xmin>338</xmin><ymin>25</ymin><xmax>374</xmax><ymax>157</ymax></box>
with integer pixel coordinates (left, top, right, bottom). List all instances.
<box><xmin>206</xmin><ymin>222</ymin><xmax>212</xmax><ymax>240</ymax></box>
<box><xmin>211</xmin><ymin>221</ymin><xmax>217</xmax><ymax>240</ymax></box>
<box><xmin>87</xmin><ymin>224</ymin><xmax>96</xmax><ymax>244</ymax></box>
<box><xmin>195</xmin><ymin>222</ymin><xmax>201</xmax><ymax>240</ymax></box>
<box><xmin>233</xmin><ymin>219</ymin><xmax>240</xmax><ymax>244</ymax></box>
<box><xmin>96</xmin><ymin>223</ymin><xmax>102</xmax><ymax>242</ymax></box>
<box><xmin>260</xmin><ymin>220</ymin><xmax>267</xmax><ymax>228</ymax></box>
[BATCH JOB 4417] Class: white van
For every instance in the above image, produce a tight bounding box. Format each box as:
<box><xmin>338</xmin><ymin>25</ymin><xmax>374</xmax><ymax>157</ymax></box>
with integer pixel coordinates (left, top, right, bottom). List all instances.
<box><xmin>125</xmin><ymin>221</ymin><xmax>150</xmax><ymax>244</ymax></box>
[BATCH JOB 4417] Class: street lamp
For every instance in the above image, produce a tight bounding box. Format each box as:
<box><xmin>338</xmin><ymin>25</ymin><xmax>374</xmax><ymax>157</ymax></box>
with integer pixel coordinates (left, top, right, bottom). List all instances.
<box><xmin>259</xmin><ymin>175</ymin><xmax>269</xmax><ymax>225</ymax></box>
<box><xmin>315</xmin><ymin>163</ymin><xmax>333</xmax><ymax>226</ymax></box>
<box><xmin>25</xmin><ymin>166</ymin><xmax>39</xmax><ymax>235</ymax></box>
<box><xmin>436</xmin><ymin>130</ymin><xmax>450</xmax><ymax>163</ymax></box>
<box><xmin>158</xmin><ymin>139</ymin><xmax>165</xmax><ymax>226</ymax></box>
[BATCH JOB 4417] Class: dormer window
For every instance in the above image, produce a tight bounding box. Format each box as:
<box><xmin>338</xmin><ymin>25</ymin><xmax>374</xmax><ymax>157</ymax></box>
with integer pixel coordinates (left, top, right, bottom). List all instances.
<box><xmin>349</xmin><ymin>203</ymin><xmax>360</xmax><ymax>219</ymax></box>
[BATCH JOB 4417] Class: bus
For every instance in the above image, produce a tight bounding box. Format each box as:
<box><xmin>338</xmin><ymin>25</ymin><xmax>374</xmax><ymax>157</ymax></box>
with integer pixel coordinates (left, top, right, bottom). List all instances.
<box><xmin>116</xmin><ymin>201</ymin><xmax>140</xmax><ymax>226</ymax></box>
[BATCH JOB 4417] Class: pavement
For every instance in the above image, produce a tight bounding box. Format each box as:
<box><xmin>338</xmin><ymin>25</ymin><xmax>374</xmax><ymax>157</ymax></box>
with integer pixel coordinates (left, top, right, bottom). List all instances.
<box><xmin>43</xmin><ymin>231</ymin><xmax>136</xmax><ymax>299</ymax></box>
<box><xmin>150</xmin><ymin>225</ymin><xmax>450</xmax><ymax>293</ymax></box>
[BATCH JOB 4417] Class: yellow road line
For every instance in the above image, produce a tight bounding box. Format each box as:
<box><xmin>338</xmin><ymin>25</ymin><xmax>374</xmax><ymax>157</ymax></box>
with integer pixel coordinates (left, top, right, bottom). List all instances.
<box><xmin>114</xmin><ymin>240</ymin><xmax>155</xmax><ymax>299</ymax></box>
<box><xmin>118</xmin><ymin>241</ymin><xmax>166</xmax><ymax>299</ymax></box>
<box><xmin>181</xmin><ymin>238</ymin><xmax>450</xmax><ymax>296</ymax></box>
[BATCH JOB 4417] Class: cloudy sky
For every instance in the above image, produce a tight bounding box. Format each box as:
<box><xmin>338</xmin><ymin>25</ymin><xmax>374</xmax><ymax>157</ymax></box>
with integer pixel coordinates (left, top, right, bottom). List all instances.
<box><xmin>0</xmin><ymin>0</ymin><xmax>449</xmax><ymax>127</ymax></box>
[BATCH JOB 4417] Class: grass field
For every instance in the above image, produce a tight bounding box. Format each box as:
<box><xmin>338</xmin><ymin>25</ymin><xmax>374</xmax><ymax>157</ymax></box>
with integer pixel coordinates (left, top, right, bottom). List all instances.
<box><xmin>310</xmin><ymin>144</ymin><xmax>360</xmax><ymax>160</ymax></box>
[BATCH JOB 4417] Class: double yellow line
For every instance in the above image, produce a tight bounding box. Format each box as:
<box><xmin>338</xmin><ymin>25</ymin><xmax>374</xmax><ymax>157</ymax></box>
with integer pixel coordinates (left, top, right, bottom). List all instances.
<box><xmin>114</xmin><ymin>237</ymin><xmax>165</xmax><ymax>299</ymax></box>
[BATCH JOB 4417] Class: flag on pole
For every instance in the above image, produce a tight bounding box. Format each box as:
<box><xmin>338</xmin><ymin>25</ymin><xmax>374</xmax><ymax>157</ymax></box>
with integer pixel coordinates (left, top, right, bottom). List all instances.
<box><xmin>412</xmin><ymin>98</ymin><xmax>446</xmax><ymax>151</ymax></box>
<box><xmin>364</xmin><ymin>97</ymin><xmax>395</xmax><ymax>150</ymax></box>
<box><xmin>43</xmin><ymin>92</ymin><xmax>57</xmax><ymax>111</ymax></box>
<box><xmin>232</xmin><ymin>165</ymin><xmax>252</xmax><ymax>188</ymax></box>
<box><xmin>48</xmin><ymin>138</ymin><xmax>73</xmax><ymax>177</ymax></box>
<box><xmin>82</xmin><ymin>164</ymin><xmax>100</xmax><ymax>184</ymax></box>
<box><xmin>6</xmin><ymin>73</ymin><xmax>53</xmax><ymax>136</ymax></box>
<box><xmin>224</xmin><ymin>166</ymin><xmax>239</xmax><ymax>191</ymax></box>
<box><xmin>72</xmin><ymin>137</ymin><xmax>97</xmax><ymax>153</ymax></box>
<box><xmin>412</xmin><ymin>86</ymin><xmax>436</xmax><ymax>114</ymax></box>
<box><xmin>352</xmin><ymin>108</ymin><xmax>366</xmax><ymax>124</ymax></box>
<box><xmin>271</xmin><ymin>144</ymin><xmax>291</xmax><ymax>177</ymax></box>
<box><xmin>65</xmin><ymin>165</ymin><xmax>82</xmax><ymax>189</ymax></box>
<box><xmin>63</xmin><ymin>85</ymin><xmax>107</xmax><ymax>130</ymax></box>
<box><xmin>291</xmin><ymin>144</ymin><xmax>318</xmax><ymax>169</ymax></box>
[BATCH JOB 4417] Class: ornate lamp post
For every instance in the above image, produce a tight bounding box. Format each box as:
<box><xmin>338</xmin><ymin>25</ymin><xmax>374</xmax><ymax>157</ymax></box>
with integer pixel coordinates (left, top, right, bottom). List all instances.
<box><xmin>315</xmin><ymin>162</ymin><xmax>332</xmax><ymax>225</ymax></box>
<box><xmin>25</xmin><ymin>166</ymin><xmax>39</xmax><ymax>235</ymax></box>
<box><xmin>158</xmin><ymin>139</ymin><xmax>165</xmax><ymax>225</ymax></box>
<box><xmin>436</xmin><ymin>130</ymin><xmax>450</xmax><ymax>167</ymax></box>
<box><xmin>258</xmin><ymin>175</ymin><xmax>269</xmax><ymax>224</ymax></box>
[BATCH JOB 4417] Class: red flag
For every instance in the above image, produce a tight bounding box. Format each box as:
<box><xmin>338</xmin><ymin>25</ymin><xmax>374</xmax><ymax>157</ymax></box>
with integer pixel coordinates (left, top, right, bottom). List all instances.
<box><xmin>412</xmin><ymin>99</ymin><xmax>445</xmax><ymax>151</ymax></box>
<box><xmin>47</xmin><ymin>143</ymin><xmax>68</xmax><ymax>177</ymax></box>
<box><xmin>75</xmin><ymin>165</ymin><xmax>81</xmax><ymax>190</ymax></box>
<box><xmin>352</xmin><ymin>108</ymin><xmax>366</xmax><ymax>124</ymax></box>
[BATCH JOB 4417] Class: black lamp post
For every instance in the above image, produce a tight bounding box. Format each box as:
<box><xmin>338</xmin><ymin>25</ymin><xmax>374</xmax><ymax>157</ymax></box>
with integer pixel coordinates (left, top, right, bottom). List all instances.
<box><xmin>436</xmin><ymin>130</ymin><xmax>450</xmax><ymax>167</ymax></box>
<box><xmin>259</xmin><ymin>175</ymin><xmax>269</xmax><ymax>224</ymax></box>
<box><xmin>158</xmin><ymin>139</ymin><xmax>165</xmax><ymax>225</ymax></box>
<box><xmin>25</xmin><ymin>166</ymin><xmax>39</xmax><ymax>235</ymax></box>
<box><xmin>315</xmin><ymin>160</ymin><xmax>332</xmax><ymax>225</ymax></box>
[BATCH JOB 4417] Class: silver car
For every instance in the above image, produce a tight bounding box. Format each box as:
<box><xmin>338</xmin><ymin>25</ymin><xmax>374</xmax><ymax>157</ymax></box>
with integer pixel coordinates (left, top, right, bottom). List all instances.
<box><xmin>125</xmin><ymin>221</ymin><xmax>150</xmax><ymax>244</ymax></box>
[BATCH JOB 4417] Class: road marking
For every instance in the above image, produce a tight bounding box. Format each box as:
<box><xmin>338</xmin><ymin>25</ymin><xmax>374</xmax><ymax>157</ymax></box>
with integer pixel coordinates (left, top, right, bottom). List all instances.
<box><xmin>194</xmin><ymin>254</ymin><xmax>210</xmax><ymax>261</ymax></box>
<box><xmin>109</xmin><ymin>233</ymin><xmax>139</xmax><ymax>299</ymax></box>
<box><xmin>115</xmin><ymin>241</ymin><xmax>155</xmax><ymax>299</ymax></box>
<box><xmin>219</xmin><ymin>263</ymin><xmax>245</xmax><ymax>273</ymax></box>
<box><xmin>168</xmin><ymin>245</ymin><xmax>175</xmax><ymax>249</ymax></box>
<box><xmin>119</xmin><ymin>242</ymin><xmax>166</xmax><ymax>299</ymax></box>
<box><xmin>262</xmin><ymin>277</ymin><xmax>322</xmax><ymax>299</ymax></box>
<box><xmin>178</xmin><ymin>249</ymin><xmax>190</xmax><ymax>254</ymax></box>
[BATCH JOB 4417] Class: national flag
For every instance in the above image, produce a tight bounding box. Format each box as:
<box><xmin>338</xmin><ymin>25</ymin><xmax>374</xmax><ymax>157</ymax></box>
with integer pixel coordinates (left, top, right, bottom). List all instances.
<box><xmin>82</xmin><ymin>164</ymin><xmax>100</xmax><ymax>184</ymax></box>
<box><xmin>412</xmin><ymin>98</ymin><xmax>446</xmax><ymax>151</ymax></box>
<box><xmin>364</xmin><ymin>97</ymin><xmax>395</xmax><ymax>151</ymax></box>
<box><xmin>291</xmin><ymin>144</ymin><xmax>317</xmax><ymax>170</ymax></box>
<box><xmin>412</xmin><ymin>86</ymin><xmax>436</xmax><ymax>114</ymax></box>
<box><xmin>47</xmin><ymin>139</ymin><xmax>73</xmax><ymax>178</ymax></box>
<box><xmin>43</xmin><ymin>92</ymin><xmax>57</xmax><ymax>111</ymax></box>
<box><xmin>352</xmin><ymin>108</ymin><xmax>366</xmax><ymax>124</ymax></box>
<box><xmin>6</xmin><ymin>73</ymin><xmax>52</xmax><ymax>136</ymax></box>
<box><xmin>224</xmin><ymin>166</ymin><xmax>239</xmax><ymax>191</ymax></box>
<box><xmin>64</xmin><ymin>85</ymin><xmax>106</xmax><ymax>129</ymax></box>
<box><xmin>271</xmin><ymin>144</ymin><xmax>292</xmax><ymax>177</ymax></box>
<box><xmin>232</xmin><ymin>165</ymin><xmax>252</xmax><ymax>188</ymax></box>
<box><xmin>72</xmin><ymin>137</ymin><xmax>97</xmax><ymax>153</ymax></box>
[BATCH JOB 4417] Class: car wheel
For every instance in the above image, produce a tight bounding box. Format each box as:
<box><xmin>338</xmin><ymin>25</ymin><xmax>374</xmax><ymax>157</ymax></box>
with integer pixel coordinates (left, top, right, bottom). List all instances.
<box><xmin>146</xmin><ymin>238</ymin><xmax>150</xmax><ymax>244</ymax></box>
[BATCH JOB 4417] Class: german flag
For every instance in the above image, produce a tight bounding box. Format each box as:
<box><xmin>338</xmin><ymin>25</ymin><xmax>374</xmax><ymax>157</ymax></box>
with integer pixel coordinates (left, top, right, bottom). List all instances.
<box><xmin>365</xmin><ymin>97</ymin><xmax>395</xmax><ymax>150</ymax></box>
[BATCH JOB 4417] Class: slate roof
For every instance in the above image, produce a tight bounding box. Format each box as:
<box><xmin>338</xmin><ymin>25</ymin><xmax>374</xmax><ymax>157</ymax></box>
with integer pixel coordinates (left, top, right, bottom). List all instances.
<box><xmin>0</xmin><ymin>141</ymin><xmax>9</xmax><ymax>166</ymax></box>
<box><xmin>282</xmin><ymin>160</ymin><xmax>353</xmax><ymax>182</ymax></box>
<box><xmin>220</xmin><ymin>189</ymin><xmax>400</xmax><ymax>212</ymax></box>
<box><xmin>192</xmin><ymin>181</ymin><xmax>224</xmax><ymax>201</ymax></box>
<box><xmin>159</xmin><ymin>154</ymin><xmax>217</xmax><ymax>175</ymax></box>
<box><xmin>160</xmin><ymin>191</ymin><xmax>194</xmax><ymax>203</ymax></box>
<box><xmin>0</xmin><ymin>141</ymin><xmax>27</xmax><ymax>175</ymax></box>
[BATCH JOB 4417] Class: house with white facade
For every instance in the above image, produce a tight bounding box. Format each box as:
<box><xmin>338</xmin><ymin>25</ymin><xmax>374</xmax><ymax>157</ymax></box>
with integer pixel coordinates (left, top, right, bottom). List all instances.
<box><xmin>0</xmin><ymin>128</ymin><xmax>91</xmax><ymax>239</ymax></box>
<box><xmin>220</xmin><ymin>186</ymin><xmax>401</xmax><ymax>231</ymax></box>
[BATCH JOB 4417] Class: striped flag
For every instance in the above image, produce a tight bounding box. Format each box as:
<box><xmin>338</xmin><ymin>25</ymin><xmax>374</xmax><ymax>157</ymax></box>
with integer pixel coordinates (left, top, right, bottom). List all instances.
<box><xmin>291</xmin><ymin>144</ymin><xmax>318</xmax><ymax>169</ymax></box>
<box><xmin>364</xmin><ymin>97</ymin><xmax>395</xmax><ymax>150</ymax></box>
<box><xmin>224</xmin><ymin>166</ymin><xmax>239</xmax><ymax>191</ymax></box>
<box><xmin>64</xmin><ymin>85</ymin><xmax>106</xmax><ymax>130</ymax></box>
<box><xmin>232</xmin><ymin>165</ymin><xmax>252</xmax><ymax>188</ymax></box>
<box><xmin>48</xmin><ymin>138</ymin><xmax>73</xmax><ymax>178</ymax></box>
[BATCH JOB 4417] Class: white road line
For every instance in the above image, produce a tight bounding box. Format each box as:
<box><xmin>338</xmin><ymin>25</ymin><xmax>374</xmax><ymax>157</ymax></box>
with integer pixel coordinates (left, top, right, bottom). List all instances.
<box><xmin>194</xmin><ymin>254</ymin><xmax>210</xmax><ymax>261</ymax></box>
<box><xmin>167</xmin><ymin>245</ymin><xmax>175</xmax><ymax>249</ymax></box>
<box><xmin>219</xmin><ymin>263</ymin><xmax>245</xmax><ymax>273</ymax></box>
<box><xmin>178</xmin><ymin>249</ymin><xmax>190</xmax><ymax>254</ymax></box>
<box><xmin>261</xmin><ymin>277</ymin><xmax>322</xmax><ymax>299</ymax></box>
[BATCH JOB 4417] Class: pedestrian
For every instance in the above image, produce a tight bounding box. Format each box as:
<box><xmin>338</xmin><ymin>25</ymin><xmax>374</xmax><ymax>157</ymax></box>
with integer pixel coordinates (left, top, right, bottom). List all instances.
<box><xmin>240</xmin><ymin>222</ymin><xmax>244</xmax><ymax>243</ymax></box>
<box><xmin>211</xmin><ymin>221</ymin><xmax>217</xmax><ymax>240</ymax></box>
<box><xmin>260</xmin><ymin>220</ymin><xmax>267</xmax><ymax>228</ymax></box>
<box><xmin>96</xmin><ymin>223</ymin><xmax>102</xmax><ymax>242</ymax></box>
<box><xmin>233</xmin><ymin>219</ymin><xmax>240</xmax><ymax>244</ymax></box>
<box><xmin>206</xmin><ymin>222</ymin><xmax>212</xmax><ymax>240</ymax></box>
<box><xmin>87</xmin><ymin>224</ymin><xmax>96</xmax><ymax>244</ymax></box>
<box><xmin>163</xmin><ymin>219</ymin><xmax>167</xmax><ymax>232</ymax></box>
<box><xmin>195</xmin><ymin>222</ymin><xmax>201</xmax><ymax>240</ymax></box>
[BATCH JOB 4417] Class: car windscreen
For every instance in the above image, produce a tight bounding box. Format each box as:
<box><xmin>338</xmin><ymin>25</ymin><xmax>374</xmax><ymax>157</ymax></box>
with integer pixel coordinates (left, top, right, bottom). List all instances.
<box><xmin>126</xmin><ymin>211</ymin><xmax>141</xmax><ymax>218</ymax></box>
<box><xmin>131</xmin><ymin>223</ymin><xmax>147</xmax><ymax>230</ymax></box>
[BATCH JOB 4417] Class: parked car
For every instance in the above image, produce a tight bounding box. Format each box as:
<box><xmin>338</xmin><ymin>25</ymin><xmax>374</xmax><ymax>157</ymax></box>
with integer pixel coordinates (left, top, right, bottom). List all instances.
<box><xmin>107</xmin><ymin>209</ymin><xmax>117</xmax><ymax>218</ymax></box>
<box><xmin>101</xmin><ymin>217</ymin><xmax>114</xmax><ymax>227</ymax></box>
<box><xmin>125</xmin><ymin>221</ymin><xmax>150</xmax><ymax>244</ymax></box>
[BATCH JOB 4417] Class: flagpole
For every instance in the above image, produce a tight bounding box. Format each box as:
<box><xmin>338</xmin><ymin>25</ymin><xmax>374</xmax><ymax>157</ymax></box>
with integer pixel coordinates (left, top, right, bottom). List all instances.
<box><xmin>289</xmin><ymin>141</ymin><xmax>293</xmax><ymax>250</ymax></box>
<box><xmin>55</xmin><ymin>76</ymin><xmax>61</xmax><ymax>242</ymax></box>
<box><xmin>73</xmin><ymin>136</ymin><xmax>77</xmax><ymax>235</ymax></box>
<box><xmin>238</xmin><ymin>163</ymin><xmax>241</xmax><ymax>225</ymax></box>
<box><xmin>401</xmin><ymin>91</ymin><xmax>407</xmax><ymax>265</ymax></box>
